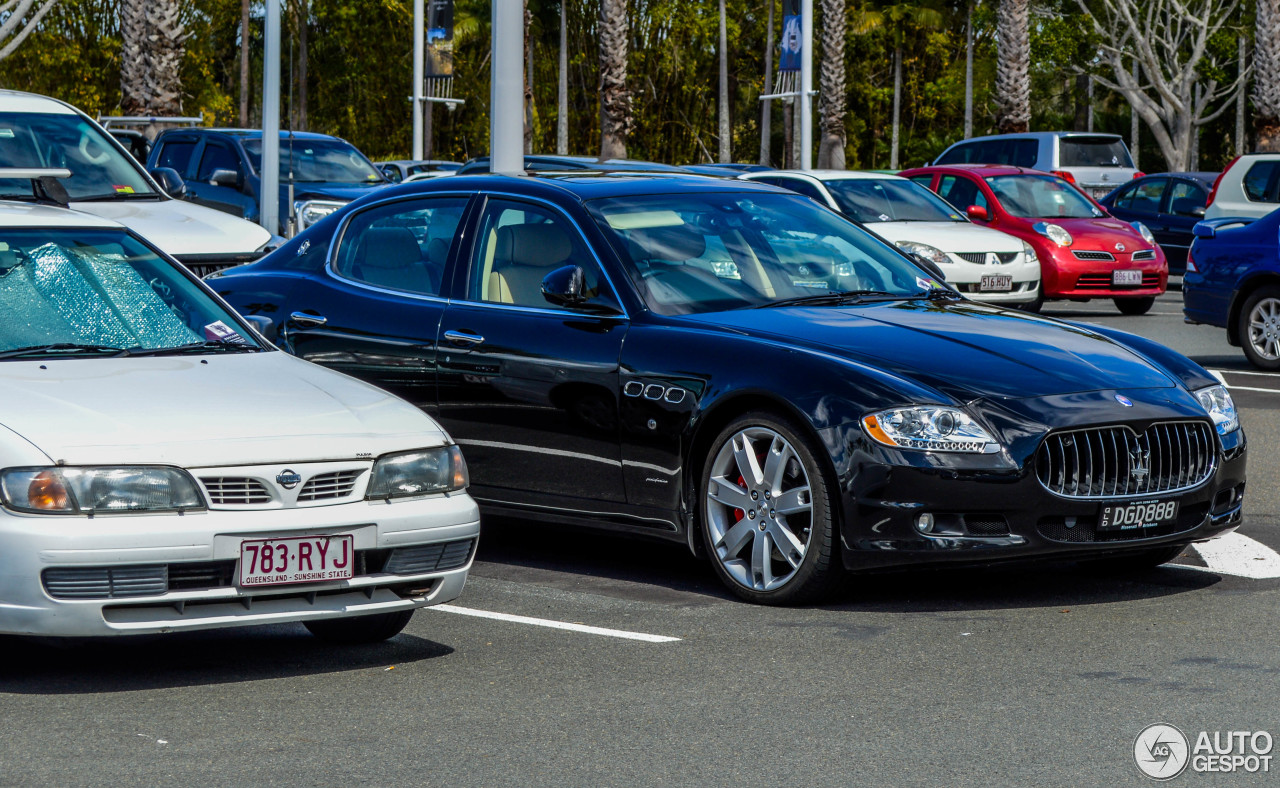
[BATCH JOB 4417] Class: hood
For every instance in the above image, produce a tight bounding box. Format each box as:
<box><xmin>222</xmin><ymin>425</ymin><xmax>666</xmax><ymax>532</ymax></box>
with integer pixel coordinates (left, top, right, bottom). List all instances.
<box><xmin>0</xmin><ymin>353</ymin><xmax>444</xmax><ymax>467</ymax></box>
<box><xmin>866</xmin><ymin>221</ymin><xmax>1025</xmax><ymax>253</ymax></box>
<box><xmin>682</xmin><ymin>300</ymin><xmax>1176</xmax><ymax>402</ymax></box>
<box><xmin>1040</xmin><ymin>216</ymin><xmax>1145</xmax><ymax>248</ymax></box>
<box><xmin>285</xmin><ymin>182</ymin><xmax>386</xmax><ymax>203</ymax></box>
<box><xmin>71</xmin><ymin>197</ymin><xmax>271</xmax><ymax>256</ymax></box>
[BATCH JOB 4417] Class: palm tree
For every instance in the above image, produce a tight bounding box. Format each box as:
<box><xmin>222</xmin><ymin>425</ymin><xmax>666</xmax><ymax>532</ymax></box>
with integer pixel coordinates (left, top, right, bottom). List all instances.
<box><xmin>1256</xmin><ymin>0</ymin><xmax>1280</xmax><ymax>151</ymax></box>
<box><xmin>598</xmin><ymin>0</ymin><xmax>632</xmax><ymax>158</ymax></box>
<box><xmin>852</xmin><ymin>1</ymin><xmax>944</xmax><ymax>168</ymax></box>
<box><xmin>120</xmin><ymin>0</ymin><xmax>148</xmax><ymax>113</ymax></box>
<box><xmin>817</xmin><ymin>0</ymin><xmax>847</xmax><ymax>169</ymax></box>
<box><xmin>759</xmin><ymin>0</ymin><xmax>775</xmax><ymax>165</ymax></box>
<box><xmin>121</xmin><ymin>0</ymin><xmax>185</xmax><ymax>115</ymax></box>
<box><xmin>994</xmin><ymin>0</ymin><xmax>1029</xmax><ymax>134</ymax></box>
<box><xmin>239</xmin><ymin>0</ymin><xmax>251</xmax><ymax>125</ymax></box>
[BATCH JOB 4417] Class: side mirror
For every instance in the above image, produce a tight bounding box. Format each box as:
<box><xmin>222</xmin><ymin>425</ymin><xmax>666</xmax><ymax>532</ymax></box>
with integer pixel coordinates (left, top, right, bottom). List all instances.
<box><xmin>966</xmin><ymin>204</ymin><xmax>989</xmax><ymax>222</ymax></box>
<box><xmin>542</xmin><ymin>264</ymin><xmax>589</xmax><ymax>307</ymax></box>
<box><xmin>1192</xmin><ymin>205</ymin><xmax>1207</xmax><ymax>218</ymax></box>
<box><xmin>149</xmin><ymin>167</ymin><xmax>187</xmax><ymax>199</ymax></box>
<box><xmin>209</xmin><ymin>168</ymin><xmax>240</xmax><ymax>188</ymax></box>
<box><xmin>241</xmin><ymin>314</ymin><xmax>277</xmax><ymax>343</ymax></box>
<box><xmin>909</xmin><ymin>253</ymin><xmax>947</xmax><ymax>282</ymax></box>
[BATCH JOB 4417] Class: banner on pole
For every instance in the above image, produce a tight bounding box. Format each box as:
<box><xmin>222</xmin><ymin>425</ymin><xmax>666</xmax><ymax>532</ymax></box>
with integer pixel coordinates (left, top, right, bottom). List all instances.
<box><xmin>426</xmin><ymin>0</ymin><xmax>454</xmax><ymax>78</ymax></box>
<box><xmin>779</xmin><ymin>0</ymin><xmax>801</xmax><ymax>72</ymax></box>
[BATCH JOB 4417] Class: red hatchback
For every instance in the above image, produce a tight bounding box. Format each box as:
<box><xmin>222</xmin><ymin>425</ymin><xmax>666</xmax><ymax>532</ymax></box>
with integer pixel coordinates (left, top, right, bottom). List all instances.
<box><xmin>900</xmin><ymin>164</ymin><xmax>1168</xmax><ymax>314</ymax></box>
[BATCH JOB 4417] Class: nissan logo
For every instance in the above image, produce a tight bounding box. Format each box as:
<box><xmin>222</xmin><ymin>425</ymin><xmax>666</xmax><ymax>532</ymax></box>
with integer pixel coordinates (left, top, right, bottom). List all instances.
<box><xmin>1115</xmin><ymin>242</ymin><xmax>1126</xmax><ymax>252</ymax></box>
<box><xmin>276</xmin><ymin>469</ymin><xmax>302</xmax><ymax>489</ymax></box>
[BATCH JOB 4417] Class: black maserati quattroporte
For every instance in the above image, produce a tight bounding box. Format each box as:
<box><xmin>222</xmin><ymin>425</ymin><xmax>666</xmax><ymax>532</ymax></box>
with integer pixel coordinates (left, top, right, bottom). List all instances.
<box><xmin>211</xmin><ymin>174</ymin><xmax>1247</xmax><ymax>604</ymax></box>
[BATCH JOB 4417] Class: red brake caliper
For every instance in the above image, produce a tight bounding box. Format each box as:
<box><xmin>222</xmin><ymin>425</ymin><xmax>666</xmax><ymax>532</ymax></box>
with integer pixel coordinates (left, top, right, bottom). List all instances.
<box><xmin>733</xmin><ymin>474</ymin><xmax>746</xmax><ymax>522</ymax></box>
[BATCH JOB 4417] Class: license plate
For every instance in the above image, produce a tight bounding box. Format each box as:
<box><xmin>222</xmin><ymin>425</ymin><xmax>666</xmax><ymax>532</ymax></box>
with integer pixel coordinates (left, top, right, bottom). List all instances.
<box><xmin>980</xmin><ymin>274</ymin><xmax>1013</xmax><ymax>292</ymax></box>
<box><xmin>238</xmin><ymin>535</ymin><xmax>354</xmax><ymax>587</ymax></box>
<box><xmin>1098</xmin><ymin>500</ymin><xmax>1179</xmax><ymax>531</ymax></box>
<box><xmin>1113</xmin><ymin>269</ymin><xmax>1143</xmax><ymax>286</ymax></box>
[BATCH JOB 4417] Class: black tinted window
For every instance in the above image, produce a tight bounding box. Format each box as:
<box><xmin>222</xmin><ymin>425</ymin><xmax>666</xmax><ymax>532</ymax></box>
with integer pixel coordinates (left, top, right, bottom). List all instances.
<box><xmin>775</xmin><ymin>177</ymin><xmax>828</xmax><ymax>203</ymax></box>
<box><xmin>334</xmin><ymin>197</ymin><xmax>468</xmax><ymax>296</ymax></box>
<box><xmin>1059</xmin><ymin>137</ymin><xmax>1134</xmax><ymax>168</ymax></box>
<box><xmin>1243</xmin><ymin>162</ymin><xmax>1280</xmax><ymax>202</ymax></box>
<box><xmin>196</xmin><ymin>142</ymin><xmax>240</xmax><ymax>181</ymax></box>
<box><xmin>936</xmin><ymin>138</ymin><xmax>1037</xmax><ymax>167</ymax></box>
<box><xmin>155</xmin><ymin>140</ymin><xmax>196</xmax><ymax>172</ymax></box>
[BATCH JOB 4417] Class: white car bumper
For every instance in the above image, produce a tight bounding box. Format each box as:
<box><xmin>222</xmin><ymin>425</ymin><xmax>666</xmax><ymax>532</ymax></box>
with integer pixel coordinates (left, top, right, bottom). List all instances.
<box><xmin>0</xmin><ymin>492</ymin><xmax>480</xmax><ymax>637</ymax></box>
<box><xmin>940</xmin><ymin>258</ymin><xmax>1041</xmax><ymax>304</ymax></box>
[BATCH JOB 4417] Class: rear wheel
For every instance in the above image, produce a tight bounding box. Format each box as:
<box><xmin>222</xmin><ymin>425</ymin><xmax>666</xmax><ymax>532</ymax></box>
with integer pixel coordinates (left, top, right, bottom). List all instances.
<box><xmin>1114</xmin><ymin>296</ymin><xmax>1155</xmax><ymax>315</ymax></box>
<box><xmin>1018</xmin><ymin>291</ymin><xmax>1043</xmax><ymax>313</ymax></box>
<box><xmin>1238</xmin><ymin>285</ymin><xmax>1280</xmax><ymax>370</ymax></box>
<box><xmin>304</xmin><ymin>610</ymin><xmax>414</xmax><ymax>643</ymax></box>
<box><xmin>699</xmin><ymin>412</ymin><xmax>842</xmax><ymax>605</ymax></box>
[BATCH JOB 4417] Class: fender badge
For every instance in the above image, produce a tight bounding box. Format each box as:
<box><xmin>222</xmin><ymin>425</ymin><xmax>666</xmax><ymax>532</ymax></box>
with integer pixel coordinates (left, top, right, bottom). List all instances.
<box><xmin>1114</xmin><ymin>394</ymin><xmax>1134</xmax><ymax>407</ymax></box>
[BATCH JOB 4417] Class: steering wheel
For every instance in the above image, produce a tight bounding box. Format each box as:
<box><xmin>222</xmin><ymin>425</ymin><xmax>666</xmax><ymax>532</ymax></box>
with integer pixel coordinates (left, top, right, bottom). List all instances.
<box><xmin>78</xmin><ymin>132</ymin><xmax>111</xmax><ymax>165</ymax></box>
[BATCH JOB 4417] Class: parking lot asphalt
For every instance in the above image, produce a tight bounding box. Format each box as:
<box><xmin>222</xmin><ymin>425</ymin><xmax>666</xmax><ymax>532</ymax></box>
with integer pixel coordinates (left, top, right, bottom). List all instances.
<box><xmin>2</xmin><ymin>292</ymin><xmax>1278</xmax><ymax>787</ymax></box>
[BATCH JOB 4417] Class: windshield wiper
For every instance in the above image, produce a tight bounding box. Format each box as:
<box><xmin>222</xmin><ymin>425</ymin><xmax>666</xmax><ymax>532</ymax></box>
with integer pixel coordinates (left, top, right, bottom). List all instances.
<box><xmin>750</xmin><ymin>289</ymin><xmax>899</xmax><ymax>309</ymax></box>
<box><xmin>0</xmin><ymin>343</ymin><xmax>128</xmax><ymax>359</ymax></box>
<box><xmin>73</xmin><ymin>191</ymin><xmax>160</xmax><ymax>201</ymax></box>
<box><xmin>908</xmin><ymin>288</ymin><xmax>964</xmax><ymax>302</ymax></box>
<box><xmin>125</xmin><ymin>341</ymin><xmax>264</xmax><ymax>357</ymax></box>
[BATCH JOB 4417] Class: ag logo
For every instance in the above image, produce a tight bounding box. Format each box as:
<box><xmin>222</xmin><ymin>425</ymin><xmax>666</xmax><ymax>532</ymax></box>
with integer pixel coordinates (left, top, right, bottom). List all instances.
<box><xmin>1134</xmin><ymin>723</ymin><xmax>1189</xmax><ymax>780</ymax></box>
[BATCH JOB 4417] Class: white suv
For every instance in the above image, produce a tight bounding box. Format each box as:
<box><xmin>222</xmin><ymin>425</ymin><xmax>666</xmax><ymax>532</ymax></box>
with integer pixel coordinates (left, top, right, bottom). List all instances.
<box><xmin>0</xmin><ymin>188</ymin><xmax>479</xmax><ymax>641</ymax></box>
<box><xmin>933</xmin><ymin>132</ymin><xmax>1140</xmax><ymax>200</ymax></box>
<box><xmin>1203</xmin><ymin>153</ymin><xmax>1280</xmax><ymax>220</ymax></box>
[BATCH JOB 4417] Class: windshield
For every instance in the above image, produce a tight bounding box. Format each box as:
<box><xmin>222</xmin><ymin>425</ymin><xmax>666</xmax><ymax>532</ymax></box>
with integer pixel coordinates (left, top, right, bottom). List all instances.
<box><xmin>243</xmin><ymin>138</ymin><xmax>384</xmax><ymax>184</ymax></box>
<box><xmin>986</xmin><ymin>175</ymin><xmax>1103</xmax><ymax>219</ymax></box>
<box><xmin>0</xmin><ymin>112</ymin><xmax>155</xmax><ymax>201</ymax></box>
<box><xmin>825</xmin><ymin>178</ymin><xmax>965</xmax><ymax>223</ymax></box>
<box><xmin>1059</xmin><ymin>137</ymin><xmax>1134</xmax><ymax>168</ymax></box>
<box><xmin>0</xmin><ymin>229</ymin><xmax>262</xmax><ymax>355</ymax></box>
<box><xmin>588</xmin><ymin>192</ymin><xmax>936</xmax><ymax>315</ymax></box>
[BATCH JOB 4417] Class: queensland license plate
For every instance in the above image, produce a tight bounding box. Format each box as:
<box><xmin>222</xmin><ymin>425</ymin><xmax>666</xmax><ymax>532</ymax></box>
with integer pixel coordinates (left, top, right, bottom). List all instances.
<box><xmin>238</xmin><ymin>535</ymin><xmax>354</xmax><ymax>587</ymax></box>
<box><xmin>980</xmin><ymin>274</ymin><xmax>1013</xmax><ymax>291</ymax></box>
<box><xmin>1099</xmin><ymin>500</ymin><xmax>1179</xmax><ymax>531</ymax></box>
<box><xmin>1113</xmin><ymin>269</ymin><xmax>1143</xmax><ymax>286</ymax></box>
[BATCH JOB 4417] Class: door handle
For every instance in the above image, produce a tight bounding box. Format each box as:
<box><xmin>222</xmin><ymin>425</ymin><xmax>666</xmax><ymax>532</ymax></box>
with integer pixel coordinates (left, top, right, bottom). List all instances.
<box><xmin>444</xmin><ymin>330</ymin><xmax>485</xmax><ymax>347</ymax></box>
<box><xmin>289</xmin><ymin>311</ymin><xmax>327</xmax><ymax>327</ymax></box>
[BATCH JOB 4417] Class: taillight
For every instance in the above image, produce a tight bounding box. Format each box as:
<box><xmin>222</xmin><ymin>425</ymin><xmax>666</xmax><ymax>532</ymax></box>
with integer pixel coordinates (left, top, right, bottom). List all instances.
<box><xmin>1185</xmin><ymin>246</ymin><xmax>1198</xmax><ymax>274</ymax></box>
<box><xmin>1051</xmin><ymin>170</ymin><xmax>1077</xmax><ymax>185</ymax></box>
<box><xmin>1133</xmin><ymin>171</ymin><xmax>1145</xmax><ymax>179</ymax></box>
<box><xmin>1206</xmin><ymin>156</ymin><xmax>1238</xmax><ymax>207</ymax></box>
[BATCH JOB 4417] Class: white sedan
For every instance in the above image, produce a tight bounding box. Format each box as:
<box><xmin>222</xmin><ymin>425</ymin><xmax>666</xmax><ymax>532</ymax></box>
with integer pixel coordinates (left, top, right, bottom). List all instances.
<box><xmin>0</xmin><ymin>190</ymin><xmax>479</xmax><ymax>642</ymax></box>
<box><xmin>741</xmin><ymin>170</ymin><xmax>1041</xmax><ymax>306</ymax></box>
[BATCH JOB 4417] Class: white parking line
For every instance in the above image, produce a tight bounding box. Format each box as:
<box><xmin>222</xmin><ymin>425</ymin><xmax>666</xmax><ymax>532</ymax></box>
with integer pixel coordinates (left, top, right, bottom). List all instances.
<box><xmin>1187</xmin><ymin>533</ymin><xmax>1280</xmax><ymax>579</ymax></box>
<box><xmin>432</xmin><ymin>604</ymin><xmax>682</xmax><ymax>643</ymax></box>
<box><xmin>1212</xmin><ymin>368</ymin><xmax>1280</xmax><ymax>378</ymax></box>
<box><xmin>1220</xmin><ymin>384</ymin><xmax>1280</xmax><ymax>394</ymax></box>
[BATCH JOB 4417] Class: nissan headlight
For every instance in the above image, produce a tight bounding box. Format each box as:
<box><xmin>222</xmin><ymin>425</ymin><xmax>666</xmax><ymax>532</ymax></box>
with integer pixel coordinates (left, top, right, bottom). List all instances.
<box><xmin>0</xmin><ymin>466</ymin><xmax>205</xmax><ymax>514</ymax></box>
<box><xmin>1033</xmin><ymin>222</ymin><xmax>1073</xmax><ymax>247</ymax></box>
<box><xmin>366</xmin><ymin>446</ymin><xmax>469</xmax><ymax>500</ymax></box>
<box><xmin>294</xmin><ymin>200</ymin><xmax>346</xmax><ymax>231</ymax></box>
<box><xmin>1131</xmin><ymin>221</ymin><xmax>1156</xmax><ymax>246</ymax></box>
<box><xmin>862</xmin><ymin>407</ymin><xmax>1001</xmax><ymax>454</ymax></box>
<box><xmin>1194</xmin><ymin>384</ymin><xmax>1239</xmax><ymax>435</ymax></box>
<box><xmin>896</xmin><ymin>241</ymin><xmax>951</xmax><ymax>267</ymax></box>
<box><xmin>1021</xmin><ymin>240</ymin><xmax>1039</xmax><ymax>264</ymax></box>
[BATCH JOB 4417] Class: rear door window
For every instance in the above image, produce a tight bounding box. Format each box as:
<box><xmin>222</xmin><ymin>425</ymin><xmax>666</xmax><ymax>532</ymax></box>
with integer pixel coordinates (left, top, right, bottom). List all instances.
<box><xmin>1165</xmin><ymin>180</ymin><xmax>1208</xmax><ymax>216</ymax></box>
<box><xmin>333</xmin><ymin>197</ymin><xmax>469</xmax><ymax>296</ymax></box>
<box><xmin>1124</xmin><ymin>178</ymin><xmax>1167</xmax><ymax>215</ymax></box>
<box><xmin>936</xmin><ymin>175</ymin><xmax>987</xmax><ymax>211</ymax></box>
<box><xmin>936</xmin><ymin>139</ymin><xmax>1037</xmax><ymax>167</ymax></box>
<box><xmin>154</xmin><ymin>139</ymin><xmax>197</xmax><ymax>174</ymax></box>
<box><xmin>1242</xmin><ymin>161</ymin><xmax>1280</xmax><ymax>203</ymax></box>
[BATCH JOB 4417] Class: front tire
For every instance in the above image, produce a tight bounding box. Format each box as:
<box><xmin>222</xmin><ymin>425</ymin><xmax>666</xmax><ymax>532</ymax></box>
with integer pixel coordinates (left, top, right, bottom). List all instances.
<box><xmin>304</xmin><ymin>610</ymin><xmax>414</xmax><ymax>643</ymax></box>
<box><xmin>1238</xmin><ymin>285</ymin><xmax>1280</xmax><ymax>370</ymax></box>
<box><xmin>1114</xmin><ymin>296</ymin><xmax>1155</xmax><ymax>315</ymax></box>
<box><xmin>699</xmin><ymin>412</ymin><xmax>842</xmax><ymax>605</ymax></box>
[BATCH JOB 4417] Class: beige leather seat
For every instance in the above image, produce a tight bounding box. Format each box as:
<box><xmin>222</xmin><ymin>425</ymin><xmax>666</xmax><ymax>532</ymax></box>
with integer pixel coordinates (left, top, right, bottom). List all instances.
<box><xmin>486</xmin><ymin>223</ymin><xmax>573</xmax><ymax>306</ymax></box>
<box><xmin>352</xmin><ymin>226</ymin><xmax>437</xmax><ymax>294</ymax></box>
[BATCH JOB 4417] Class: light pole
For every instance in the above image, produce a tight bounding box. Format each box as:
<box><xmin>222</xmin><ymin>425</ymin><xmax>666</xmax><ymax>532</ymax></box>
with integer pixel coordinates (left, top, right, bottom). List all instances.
<box><xmin>260</xmin><ymin>0</ymin><xmax>281</xmax><ymax>234</ymax></box>
<box><xmin>491</xmin><ymin>0</ymin><xmax>523</xmax><ymax>174</ymax></box>
<box><xmin>799</xmin><ymin>0</ymin><xmax>812</xmax><ymax>170</ymax></box>
<box><xmin>412</xmin><ymin>0</ymin><xmax>424</xmax><ymax>160</ymax></box>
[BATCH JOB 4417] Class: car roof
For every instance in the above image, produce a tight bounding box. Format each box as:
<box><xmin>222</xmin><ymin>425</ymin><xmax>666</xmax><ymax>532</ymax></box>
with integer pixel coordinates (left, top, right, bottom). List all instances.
<box><xmin>950</xmin><ymin>131</ymin><xmax>1125</xmax><ymax>143</ymax></box>
<box><xmin>463</xmin><ymin>155</ymin><xmax>690</xmax><ymax>173</ymax></box>
<box><xmin>904</xmin><ymin>163</ymin><xmax>1052</xmax><ymax>178</ymax></box>
<box><xmin>157</xmin><ymin>128</ymin><xmax>341</xmax><ymax>142</ymax></box>
<box><xmin>380</xmin><ymin>172</ymin><xmax>786</xmax><ymax>202</ymax></box>
<box><xmin>0</xmin><ymin>89</ymin><xmax>79</xmax><ymax>115</ymax></box>
<box><xmin>752</xmin><ymin>169</ymin><xmax>908</xmax><ymax>182</ymax></box>
<box><xmin>0</xmin><ymin>200</ymin><xmax>123</xmax><ymax>229</ymax></box>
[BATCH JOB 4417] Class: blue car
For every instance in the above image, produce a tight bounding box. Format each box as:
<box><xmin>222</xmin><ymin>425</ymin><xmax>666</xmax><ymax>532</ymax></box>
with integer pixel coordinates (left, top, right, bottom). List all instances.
<box><xmin>147</xmin><ymin>129</ymin><xmax>389</xmax><ymax>235</ymax></box>
<box><xmin>1184</xmin><ymin>211</ymin><xmax>1280</xmax><ymax>369</ymax></box>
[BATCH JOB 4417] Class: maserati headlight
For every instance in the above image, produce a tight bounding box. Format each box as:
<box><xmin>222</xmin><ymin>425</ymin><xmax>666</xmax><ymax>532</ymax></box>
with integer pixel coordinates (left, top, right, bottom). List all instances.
<box><xmin>1194</xmin><ymin>384</ymin><xmax>1239</xmax><ymax>435</ymax></box>
<box><xmin>294</xmin><ymin>200</ymin><xmax>346</xmax><ymax>231</ymax></box>
<box><xmin>0</xmin><ymin>466</ymin><xmax>205</xmax><ymax>514</ymax></box>
<box><xmin>1033</xmin><ymin>222</ymin><xmax>1073</xmax><ymax>247</ymax></box>
<box><xmin>862</xmin><ymin>407</ymin><xmax>1001</xmax><ymax>454</ymax></box>
<box><xmin>367</xmin><ymin>446</ymin><xmax>469</xmax><ymax>500</ymax></box>
<box><xmin>1132</xmin><ymin>221</ymin><xmax>1156</xmax><ymax>246</ymax></box>
<box><xmin>896</xmin><ymin>241</ymin><xmax>951</xmax><ymax>266</ymax></box>
<box><xmin>1021</xmin><ymin>240</ymin><xmax>1039</xmax><ymax>264</ymax></box>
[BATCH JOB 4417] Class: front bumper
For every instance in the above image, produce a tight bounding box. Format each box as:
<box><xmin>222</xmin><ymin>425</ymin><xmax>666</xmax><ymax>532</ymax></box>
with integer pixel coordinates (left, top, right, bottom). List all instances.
<box><xmin>1039</xmin><ymin>248</ymin><xmax>1168</xmax><ymax>299</ymax></box>
<box><xmin>940</xmin><ymin>259</ymin><xmax>1041</xmax><ymax>304</ymax></box>
<box><xmin>0</xmin><ymin>491</ymin><xmax>480</xmax><ymax>636</ymax></box>
<box><xmin>826</xmin><ymin>391</ymin><xmax>1247</xmax><ymax>571</ymax></box>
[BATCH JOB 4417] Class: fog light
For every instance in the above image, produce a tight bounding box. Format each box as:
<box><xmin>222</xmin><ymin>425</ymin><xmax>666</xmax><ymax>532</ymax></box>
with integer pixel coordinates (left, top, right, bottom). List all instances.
<box><xmin>915</xmin><ymin>513</ymin><xmax>935</xmax><ymax>534</ymax></box>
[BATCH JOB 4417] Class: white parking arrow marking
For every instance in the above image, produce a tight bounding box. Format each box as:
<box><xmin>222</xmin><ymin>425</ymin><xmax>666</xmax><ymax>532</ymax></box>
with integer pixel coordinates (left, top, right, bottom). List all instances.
<box><xmin>431</xmin><ymin>604</ymin><xmax>682</xmax><ymax>642</ymax></box>
<box><xmin>1187</xmin><ymin>533</ymin><xmax>1280</xmax><ymax>579</ymax></box>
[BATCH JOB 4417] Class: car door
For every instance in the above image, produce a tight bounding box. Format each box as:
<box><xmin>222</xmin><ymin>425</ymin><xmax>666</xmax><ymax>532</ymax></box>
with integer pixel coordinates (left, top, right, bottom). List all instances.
<box><xmin>185</xmin><ymin>138</ymin><xmax>255</xmax><ymax>218</ymax></box>
<box><xmin>436</xmin><ymin>195</ymin><xmax>629</xmax><ymax>505</ymax></box>
<box><xmin>278</xmin><ymin>194</ymin><xmax>473</xmax><ymax>414</ymax></box>
<box><xmin>936</xmin><ymin>173</ymin><xmax>990</xmax><ymax>219</ymax></box>
<box><xmin>1156</xmin><ymin>179</ymin><xmax>1209</xmax><ymax>272</ymax></box>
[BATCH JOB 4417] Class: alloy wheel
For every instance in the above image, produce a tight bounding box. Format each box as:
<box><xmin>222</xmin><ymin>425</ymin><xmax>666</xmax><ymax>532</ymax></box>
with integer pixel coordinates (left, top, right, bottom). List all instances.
<box><xmin>1247</xmin><ymin>297</ymin><xmax>1280</xmax><ymax>362</ymax></box>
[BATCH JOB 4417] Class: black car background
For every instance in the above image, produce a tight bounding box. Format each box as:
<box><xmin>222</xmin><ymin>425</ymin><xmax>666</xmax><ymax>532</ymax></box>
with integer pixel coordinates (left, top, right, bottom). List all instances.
<box><xmin>1099</xmin><ymin>172</ymin><xmax>1214</xmax><ymax>275</ymax></box>
<box><xmin>209</xmin><ymin>174</ymin><xmax>1246</xmax><ymax>604</ymax></box>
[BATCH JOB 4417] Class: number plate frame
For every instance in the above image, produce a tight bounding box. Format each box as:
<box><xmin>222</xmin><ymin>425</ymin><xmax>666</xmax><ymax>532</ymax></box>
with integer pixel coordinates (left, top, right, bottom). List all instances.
<box><xmin>1112</xmin><ymin>269</ymin><xmax>1143</xmax><ymax>286</ymax></box>
<box><xmin>238</xmin><ymin>534</ymin><xmax>355</xmax><ymax>587</ymax></box>
<box><xmin>979</xmin><ymin>274</ymin><xmax>1013</xmax><ymax>292</ymax></box>
<box><xmin>1098</xmin><ymin>499</ymin><xmax>1179</xmax><ymax>531</ymax></box>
